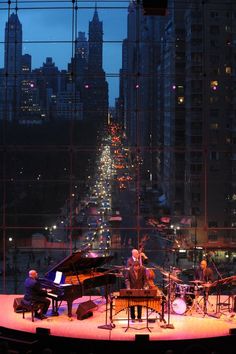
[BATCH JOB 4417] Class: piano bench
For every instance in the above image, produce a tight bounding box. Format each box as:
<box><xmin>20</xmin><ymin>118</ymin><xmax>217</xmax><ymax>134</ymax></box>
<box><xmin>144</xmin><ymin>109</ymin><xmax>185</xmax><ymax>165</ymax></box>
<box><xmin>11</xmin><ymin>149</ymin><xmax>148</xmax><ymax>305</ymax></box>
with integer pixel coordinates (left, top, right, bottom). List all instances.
<box><xmin>21</xmin><ymin>299</ymin><xmax>40</xmax><ymax>322</ymax></box>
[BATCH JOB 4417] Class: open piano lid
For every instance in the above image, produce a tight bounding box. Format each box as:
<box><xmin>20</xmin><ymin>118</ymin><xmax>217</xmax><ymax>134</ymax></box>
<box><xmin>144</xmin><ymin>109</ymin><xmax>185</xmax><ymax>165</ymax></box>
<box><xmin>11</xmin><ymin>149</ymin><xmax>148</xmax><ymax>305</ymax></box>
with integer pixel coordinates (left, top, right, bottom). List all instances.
<box><xmin>45</xmin><ymin>249</ymin><xmax>114</xmax><ymax>276</ymax></box>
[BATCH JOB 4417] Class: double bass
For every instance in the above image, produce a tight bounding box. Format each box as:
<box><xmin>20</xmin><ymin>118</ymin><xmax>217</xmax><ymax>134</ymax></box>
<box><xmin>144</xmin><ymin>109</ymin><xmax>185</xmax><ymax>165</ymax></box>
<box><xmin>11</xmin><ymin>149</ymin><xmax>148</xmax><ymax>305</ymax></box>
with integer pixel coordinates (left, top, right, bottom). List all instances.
<box><xmin>138</xmin><ymin>238</ymin><xmax>161</xmax><ymax>293</ymax></box>
<box><xmin>146</xmin><ymin>268</ymin><xmax>157</xmax><ymax>289</ymax></box>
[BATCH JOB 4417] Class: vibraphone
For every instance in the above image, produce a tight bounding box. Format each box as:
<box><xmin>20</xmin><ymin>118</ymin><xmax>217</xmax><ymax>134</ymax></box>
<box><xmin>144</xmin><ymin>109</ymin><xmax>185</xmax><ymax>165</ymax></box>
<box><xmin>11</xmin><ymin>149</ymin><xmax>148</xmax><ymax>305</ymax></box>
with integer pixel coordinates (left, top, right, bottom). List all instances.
<box><xmin>114</xmin><ymin>295</ymin><xmax>162</xmax><ymax>314</ymax></box>
<box><xmin>111</xmin><ymin>291</ymin><xmax>163</xmax><ymax>332</ymax></box>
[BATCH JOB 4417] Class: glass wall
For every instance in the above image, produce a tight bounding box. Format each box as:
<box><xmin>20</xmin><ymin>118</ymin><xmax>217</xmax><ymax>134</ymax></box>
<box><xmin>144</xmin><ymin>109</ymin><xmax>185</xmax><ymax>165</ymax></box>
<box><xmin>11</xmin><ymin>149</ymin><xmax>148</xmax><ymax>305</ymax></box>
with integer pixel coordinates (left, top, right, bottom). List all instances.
<box><xmin>0</xmin><ymin>0</ymin><xmax>235</xmax><ymax>295</ymax></box>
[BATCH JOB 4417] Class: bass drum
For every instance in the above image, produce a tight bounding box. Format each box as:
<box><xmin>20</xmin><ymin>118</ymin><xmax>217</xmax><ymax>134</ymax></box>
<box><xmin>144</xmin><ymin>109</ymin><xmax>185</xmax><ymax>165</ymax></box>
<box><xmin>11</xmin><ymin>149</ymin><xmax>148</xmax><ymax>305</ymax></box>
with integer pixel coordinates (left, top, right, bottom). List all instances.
<box><xmin>172</xmin><ymin>297</ymin><xmax>187</xmax><ymax>315</ymax></box>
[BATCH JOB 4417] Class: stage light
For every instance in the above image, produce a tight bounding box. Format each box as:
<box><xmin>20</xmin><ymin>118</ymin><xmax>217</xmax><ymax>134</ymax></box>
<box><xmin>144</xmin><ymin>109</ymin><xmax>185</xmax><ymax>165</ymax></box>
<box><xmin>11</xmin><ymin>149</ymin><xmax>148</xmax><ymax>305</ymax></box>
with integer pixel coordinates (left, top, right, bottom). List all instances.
<box><xmin>36</xmin><ymin>327</ymin><xmax>50</xmax><ymax>335</ymax></box>
<box><xmin>135</xmin><ymin>334</ymin><xmax>149</xmax><ymax>342</ymax></box>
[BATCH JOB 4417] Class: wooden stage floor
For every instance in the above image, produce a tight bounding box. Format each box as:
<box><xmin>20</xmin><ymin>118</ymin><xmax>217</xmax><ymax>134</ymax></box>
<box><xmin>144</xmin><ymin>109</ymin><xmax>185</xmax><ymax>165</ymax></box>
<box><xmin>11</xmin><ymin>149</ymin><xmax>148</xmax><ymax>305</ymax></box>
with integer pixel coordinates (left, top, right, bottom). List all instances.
<box><xmin>0</xmin><ymin>294</ymin><xmax>236</xmax><ymax>353</ymax></box>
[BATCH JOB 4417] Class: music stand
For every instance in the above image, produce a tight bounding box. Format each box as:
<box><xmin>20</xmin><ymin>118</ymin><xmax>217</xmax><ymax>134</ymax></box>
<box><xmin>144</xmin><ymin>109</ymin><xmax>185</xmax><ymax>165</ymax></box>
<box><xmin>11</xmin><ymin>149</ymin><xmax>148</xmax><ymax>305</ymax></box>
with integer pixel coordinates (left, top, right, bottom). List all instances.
<box><xmin>160</xmin><ymin>272</ymin><xmax>174</xmax><ymax>329</ymax></box>
<box><xmin>122</xmin><ymin>290</ymin><xmax>153</xmax><ymax>332</ymax></box>
<box><xmin>212</xmin><ymin>277</ymin><xmax>235</xmax><ymax>318</ymax></box>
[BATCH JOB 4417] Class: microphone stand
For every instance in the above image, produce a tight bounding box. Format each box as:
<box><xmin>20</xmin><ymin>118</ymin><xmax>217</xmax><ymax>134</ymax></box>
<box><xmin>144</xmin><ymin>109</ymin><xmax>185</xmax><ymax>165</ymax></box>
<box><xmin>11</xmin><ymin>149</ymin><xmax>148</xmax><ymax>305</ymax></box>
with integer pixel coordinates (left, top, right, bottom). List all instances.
<box><xmin>98</xmin><ymin>283</ymin><xmax>115</xmax><ymax>330</ymax></box>
<box><xmin>160</xmin><ymin>271</ymin><xmax>174</xmax><ymax>329</ymax></box>
<box><xmin>208</xmin><ymin>254</ymin><xmax>223</xmax><ymax>280</ymax></box>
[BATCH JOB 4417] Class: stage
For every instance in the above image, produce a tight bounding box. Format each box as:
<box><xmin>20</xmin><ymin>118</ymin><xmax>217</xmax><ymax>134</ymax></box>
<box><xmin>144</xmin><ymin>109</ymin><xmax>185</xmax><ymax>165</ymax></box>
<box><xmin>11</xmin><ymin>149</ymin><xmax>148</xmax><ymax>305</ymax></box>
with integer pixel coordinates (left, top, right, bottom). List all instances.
<box><xmin>0</xmin><ymin>294</ymin><xmax>236</xmax><ymax>353</ymax></box>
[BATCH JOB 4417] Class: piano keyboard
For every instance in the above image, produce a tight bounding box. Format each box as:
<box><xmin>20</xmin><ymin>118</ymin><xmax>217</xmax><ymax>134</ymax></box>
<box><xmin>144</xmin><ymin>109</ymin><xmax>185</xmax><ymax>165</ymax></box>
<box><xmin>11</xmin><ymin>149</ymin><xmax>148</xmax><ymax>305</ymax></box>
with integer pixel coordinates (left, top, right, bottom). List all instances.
<box><xmin>47</xmin><ymin>292</ymin><xmax>58</xmax><ymax>298</ymax></box>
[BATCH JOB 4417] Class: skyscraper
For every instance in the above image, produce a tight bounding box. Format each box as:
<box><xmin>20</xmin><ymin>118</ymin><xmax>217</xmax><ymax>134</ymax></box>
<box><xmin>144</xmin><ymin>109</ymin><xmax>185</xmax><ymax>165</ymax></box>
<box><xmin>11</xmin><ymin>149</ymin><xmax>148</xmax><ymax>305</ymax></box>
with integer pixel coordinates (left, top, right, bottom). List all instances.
<box><xmin>81</xmin><ymin>5</ymin><xmax>108</xmax><ymax>124</ymax></box>
<box><xmin>4</xmin><ymin>13</ymin><xmax>22</xmax><ymax>121</ymax></box>
<box><xmin>88</xmin><ymin>5</ymin><xmax>103</xmax><ymax>72</ymax></box>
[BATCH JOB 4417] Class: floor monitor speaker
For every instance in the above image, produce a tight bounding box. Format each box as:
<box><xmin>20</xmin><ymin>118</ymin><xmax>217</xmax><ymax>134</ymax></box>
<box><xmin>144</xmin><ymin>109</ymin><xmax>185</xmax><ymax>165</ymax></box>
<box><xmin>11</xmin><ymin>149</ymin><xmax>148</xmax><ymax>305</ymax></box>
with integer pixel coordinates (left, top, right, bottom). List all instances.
<box><xmin>229</xmin><ymin>328</ymin><xmax>236</xmax><ymax>335</ymax></box>
<box><xmin>76</xmin><ymin>300</ymin><xmax>97</xmax><ymax>320</ymax></box>
<box><xmin>13</xmin><ymin>297</ymin><xmax>24</xmax><ymax>313</ymax></box>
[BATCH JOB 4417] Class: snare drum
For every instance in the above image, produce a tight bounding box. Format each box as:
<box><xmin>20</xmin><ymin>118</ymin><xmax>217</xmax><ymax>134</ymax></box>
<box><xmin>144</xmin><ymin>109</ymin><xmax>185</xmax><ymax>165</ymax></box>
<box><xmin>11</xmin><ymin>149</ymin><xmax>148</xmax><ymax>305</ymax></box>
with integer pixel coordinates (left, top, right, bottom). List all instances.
<box><xmin>185</xmin><ymin>284</ymin><xmax>195</xmax><ymax>295</ymax></box>
<box><xmin>175</xmin><ymin>284</ymin><xmax>192</xmax><ymax>296</ymax></box>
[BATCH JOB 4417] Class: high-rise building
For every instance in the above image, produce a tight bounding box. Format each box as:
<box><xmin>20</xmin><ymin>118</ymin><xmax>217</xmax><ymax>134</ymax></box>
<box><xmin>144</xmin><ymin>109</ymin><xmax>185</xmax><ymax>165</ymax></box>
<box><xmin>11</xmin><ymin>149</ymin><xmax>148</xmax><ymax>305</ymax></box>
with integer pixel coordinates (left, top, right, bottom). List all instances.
<box><xmin>20</xmin><ymin>54</ymin><xmax>42</xmax><ymax>123</ymax></box>
<box><xmin>183</xmin><ymin>0</ymin><xmax>236</xmax><ymax>245</ymax></box>
<box><xmin>4</xmin><ymin>13</ymin><xmax>22</xmax><ymax>121</ymax></box>
<box><xmin>155</xmin><ymin>0</ymin><xmax>236</xmax><ymax>246</ymax></box>
<box><xmin>88</xmin><ymin>5</ymin><xmax>103</xmax><ymax>73</ymax></box>
<box><xmin>120</xmin><ymin>1</ymin><xmax>161</xmax><ymax>188</ymax></box>
<box><xmin>121</xmin><ymin>0</ymin><xmax>236</xmax><ymax>249</ymax></box>
<box><xmin>158</xmin><ymin>1</ymin><xmax>186</xmax><ymax>216</ymax></box>
<box><xmin>76</xmin><ymin>32</ymin><xmax>88</xmax><ymax>61</ymax></box>
<box><xmin>81</xmin><ymin>6</ymin><xmax>108</xmax><ymax>124</ymax></box>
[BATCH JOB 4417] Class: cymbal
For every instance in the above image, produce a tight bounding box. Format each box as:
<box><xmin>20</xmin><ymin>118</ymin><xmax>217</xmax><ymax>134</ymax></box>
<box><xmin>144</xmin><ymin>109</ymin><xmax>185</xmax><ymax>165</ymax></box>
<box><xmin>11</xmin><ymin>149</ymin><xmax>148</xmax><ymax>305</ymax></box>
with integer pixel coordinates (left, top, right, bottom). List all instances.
<box><xmin>202</xmin><ymin>282</ymin><xmax>213</xmax><ymax>288</ymax></box>
<box><xmin>189</xmin><ymin>280</ymin><xmax>204</xmax><ymax>284</ymax></box>
<box><xmin>164</xmin><ymin>274</ymin><xmax>182</xmax><ymax>282</ymax></box>
<box><xmin>170</xmin><ymin>267</ymin><xmax>182</xmax><ymax>274</ymax></box>
<box><xmin>159</xmin><ymin>269</ymin><xmax>171</xmax><ymax>276</ymax></box>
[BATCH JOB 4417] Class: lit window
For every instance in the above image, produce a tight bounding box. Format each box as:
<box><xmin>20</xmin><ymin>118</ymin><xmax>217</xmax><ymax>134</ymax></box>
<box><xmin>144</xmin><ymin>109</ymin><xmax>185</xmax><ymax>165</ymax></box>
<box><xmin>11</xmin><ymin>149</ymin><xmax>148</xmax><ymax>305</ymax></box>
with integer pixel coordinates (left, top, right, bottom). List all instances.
<box><xmin>210</xmin><ymin>80</ymin><xmax>218</xmax><ymax>90</ymax></box>
<box><xmin>177</xmin><ymin>96</ymin><xmax>184</xmax><ymax>104</ymax></box>
<box><xmin>225</xmin><ymin>66</ymin><xmax>231</xmax><ymax>74</ymax></box>
<box><xmin>210</xmin><ymin>123</ymin><xmax>219</xmax><ymax>129</ymax></box>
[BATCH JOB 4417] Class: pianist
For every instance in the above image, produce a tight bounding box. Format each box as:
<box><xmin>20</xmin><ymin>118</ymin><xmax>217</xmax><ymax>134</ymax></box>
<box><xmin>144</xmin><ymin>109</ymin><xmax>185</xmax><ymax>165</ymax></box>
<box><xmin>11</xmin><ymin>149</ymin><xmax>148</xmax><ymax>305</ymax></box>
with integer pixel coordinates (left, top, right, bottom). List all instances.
<box><xmin>125</xmin><ymin>261</ymin><xmax>148</xmax><ymax>323</ymax></box>
<box><xmin>23</xmin><ymin>269</ymin><xmax>51</xmax><ymax>320</ymax></box>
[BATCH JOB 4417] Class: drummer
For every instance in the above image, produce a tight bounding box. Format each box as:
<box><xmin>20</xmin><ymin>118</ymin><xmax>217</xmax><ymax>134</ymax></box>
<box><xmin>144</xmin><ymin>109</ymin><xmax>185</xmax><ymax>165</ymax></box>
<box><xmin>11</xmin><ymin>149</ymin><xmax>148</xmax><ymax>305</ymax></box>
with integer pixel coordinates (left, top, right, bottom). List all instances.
<box><xmin>194</xmin><ymin>259</ymin><xmax>214</xmax><ymax>283</ymax></box>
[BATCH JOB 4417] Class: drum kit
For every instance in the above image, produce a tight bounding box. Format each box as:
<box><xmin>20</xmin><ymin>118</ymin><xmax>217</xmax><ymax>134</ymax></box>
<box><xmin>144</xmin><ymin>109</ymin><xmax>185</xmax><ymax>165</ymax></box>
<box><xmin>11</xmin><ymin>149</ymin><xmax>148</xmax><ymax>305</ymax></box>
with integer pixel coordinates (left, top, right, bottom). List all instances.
<box><xmin>157</xmin><ymin>267</ymin><xmax>214</xmax><ymax>315</ymax></box>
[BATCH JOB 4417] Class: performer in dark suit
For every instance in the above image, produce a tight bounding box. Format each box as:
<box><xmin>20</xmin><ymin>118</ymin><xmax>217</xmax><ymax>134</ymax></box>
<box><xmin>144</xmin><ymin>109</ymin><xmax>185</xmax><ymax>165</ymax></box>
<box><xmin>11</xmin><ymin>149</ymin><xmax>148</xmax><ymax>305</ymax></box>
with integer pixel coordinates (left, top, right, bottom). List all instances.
<box><xmin>125</xmin><ymin>261</ymin><xmax>148</xmax><ymax>322</ymax></box>
<box><xmin>194</xmin><ymin>259</ymin><xmax>215</xmax><ymax>313</ymax></box>
<box><xmin>24</xmin><ymin>269</ymin><xmax>50</xmax><ymax>319</ymax></box>
<box><xmin>194</xmin><ymin>259</ymin><xmax>214</xmax><ymax>283</ymax></box>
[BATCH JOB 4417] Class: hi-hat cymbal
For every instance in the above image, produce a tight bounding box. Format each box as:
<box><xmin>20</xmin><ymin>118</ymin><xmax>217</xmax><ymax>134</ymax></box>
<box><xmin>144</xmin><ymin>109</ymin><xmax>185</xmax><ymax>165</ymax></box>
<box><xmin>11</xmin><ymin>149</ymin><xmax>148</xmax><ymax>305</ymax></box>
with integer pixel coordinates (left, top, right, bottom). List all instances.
<box><xmin>189</xmin><ymin>280</ymin><xmax>204</xmax><ymax>284</ymax></box>
<box><xmin>159</xmin><ymin>269</ymin><xmax>171</xmax><ymax>276</ymax></box>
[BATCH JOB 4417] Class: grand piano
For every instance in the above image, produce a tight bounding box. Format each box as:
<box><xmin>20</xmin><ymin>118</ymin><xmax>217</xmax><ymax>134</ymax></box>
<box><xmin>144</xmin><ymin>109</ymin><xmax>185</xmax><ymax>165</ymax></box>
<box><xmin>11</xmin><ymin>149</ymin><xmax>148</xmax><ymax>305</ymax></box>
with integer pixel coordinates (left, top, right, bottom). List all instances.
<box><xmin>39</xmin><ymin>249</ymin><xmax>116</xmax><ymax>317</ymax></box>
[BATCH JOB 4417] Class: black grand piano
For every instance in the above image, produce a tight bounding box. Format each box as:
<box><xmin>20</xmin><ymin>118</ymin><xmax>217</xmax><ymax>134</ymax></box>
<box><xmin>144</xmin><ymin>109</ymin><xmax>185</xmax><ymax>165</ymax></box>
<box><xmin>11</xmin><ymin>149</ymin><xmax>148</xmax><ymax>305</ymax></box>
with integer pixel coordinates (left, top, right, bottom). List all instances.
<box><xmin>39</xmin><ymin>249</ymin><xmax>116</xmax><ymax>317</ymax></box>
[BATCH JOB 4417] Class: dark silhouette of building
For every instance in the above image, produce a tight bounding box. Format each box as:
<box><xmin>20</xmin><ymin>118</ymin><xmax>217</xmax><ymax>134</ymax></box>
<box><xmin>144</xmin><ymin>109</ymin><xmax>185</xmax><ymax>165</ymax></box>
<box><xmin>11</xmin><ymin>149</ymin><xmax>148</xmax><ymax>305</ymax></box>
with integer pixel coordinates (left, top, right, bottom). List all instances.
<box><xmin>3</xmin><ymin>13</ymin><xmax>22</xmax><ymax>121</ymax></box>
<box><xmin>80</xmin><ymin>5</ymin><xmax>108</xmax><ymax>125</ymax></box>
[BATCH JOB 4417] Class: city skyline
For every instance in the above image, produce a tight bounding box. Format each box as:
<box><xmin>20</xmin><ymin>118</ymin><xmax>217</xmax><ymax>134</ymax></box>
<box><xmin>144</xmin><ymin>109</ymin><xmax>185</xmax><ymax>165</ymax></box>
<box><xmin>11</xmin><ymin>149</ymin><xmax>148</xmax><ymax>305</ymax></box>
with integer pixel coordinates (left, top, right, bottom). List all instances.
<box><xmin>0</xmin><ymin>1</ymin><xmax>128</xmax><ymax>106</ymax></box>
